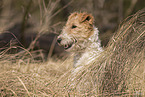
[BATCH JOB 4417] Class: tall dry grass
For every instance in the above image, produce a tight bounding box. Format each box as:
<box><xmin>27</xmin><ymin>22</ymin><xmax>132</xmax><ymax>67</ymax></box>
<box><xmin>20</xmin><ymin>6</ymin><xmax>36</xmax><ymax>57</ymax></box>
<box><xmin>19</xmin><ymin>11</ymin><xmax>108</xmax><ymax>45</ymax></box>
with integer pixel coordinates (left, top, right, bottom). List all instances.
<box><xmin>0</xmin><ymin>2</ymin><xmax>145</xmax><ymax>97</ymax></box>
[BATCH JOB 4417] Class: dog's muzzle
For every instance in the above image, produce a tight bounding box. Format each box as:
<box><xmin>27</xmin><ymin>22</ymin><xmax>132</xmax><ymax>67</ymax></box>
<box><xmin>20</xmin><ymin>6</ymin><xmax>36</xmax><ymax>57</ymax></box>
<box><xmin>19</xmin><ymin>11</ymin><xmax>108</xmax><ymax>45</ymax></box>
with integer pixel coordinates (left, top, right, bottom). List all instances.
<box><xmin>57</xmin><ymin>38</ymin><xmax>77</xmax><ymax>50</ymax></box>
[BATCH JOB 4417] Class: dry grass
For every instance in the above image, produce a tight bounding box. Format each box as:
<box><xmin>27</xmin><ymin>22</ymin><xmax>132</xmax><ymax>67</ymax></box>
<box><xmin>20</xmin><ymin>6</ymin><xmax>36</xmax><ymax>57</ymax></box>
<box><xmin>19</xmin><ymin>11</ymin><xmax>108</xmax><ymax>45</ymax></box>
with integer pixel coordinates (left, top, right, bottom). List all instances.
<box><xmin>0</xmin><ymin>2</ymin><xmax>145</xmax><ymax>97</ymax></box>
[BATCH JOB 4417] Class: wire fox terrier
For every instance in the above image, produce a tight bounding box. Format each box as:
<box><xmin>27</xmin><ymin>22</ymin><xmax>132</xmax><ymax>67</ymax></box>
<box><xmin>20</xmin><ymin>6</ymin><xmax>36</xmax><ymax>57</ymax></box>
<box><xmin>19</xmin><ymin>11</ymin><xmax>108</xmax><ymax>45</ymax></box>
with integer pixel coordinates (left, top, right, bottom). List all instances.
<box><xmin>57</xmin><ymin>12</ymin><xmax>103</xmax><ymax>73</ymax></box>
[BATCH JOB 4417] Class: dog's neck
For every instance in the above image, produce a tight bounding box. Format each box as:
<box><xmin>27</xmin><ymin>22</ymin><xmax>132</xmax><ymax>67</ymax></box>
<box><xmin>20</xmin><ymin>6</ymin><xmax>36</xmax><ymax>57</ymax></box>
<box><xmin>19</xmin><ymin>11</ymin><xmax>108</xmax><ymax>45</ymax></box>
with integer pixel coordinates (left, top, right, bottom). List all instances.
<box><xmin>74</xmin><ymin>27</ymin><xmax>103</xmax><ymax>66</ymax></box>
<box><xmin>87</xmin><ymin>27</ymin><xmax>102</xmax><ymax>50</ymax></box>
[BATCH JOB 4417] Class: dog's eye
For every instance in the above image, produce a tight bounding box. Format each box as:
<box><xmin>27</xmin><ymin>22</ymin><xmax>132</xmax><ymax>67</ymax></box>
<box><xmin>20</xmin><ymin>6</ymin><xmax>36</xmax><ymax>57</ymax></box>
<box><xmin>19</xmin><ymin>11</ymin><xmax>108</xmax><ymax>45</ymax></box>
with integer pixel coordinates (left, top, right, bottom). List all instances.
<box><xmin>72</xmin><ymin>25</ymin><xmax>77</xmax><ymax>29</ymax></box>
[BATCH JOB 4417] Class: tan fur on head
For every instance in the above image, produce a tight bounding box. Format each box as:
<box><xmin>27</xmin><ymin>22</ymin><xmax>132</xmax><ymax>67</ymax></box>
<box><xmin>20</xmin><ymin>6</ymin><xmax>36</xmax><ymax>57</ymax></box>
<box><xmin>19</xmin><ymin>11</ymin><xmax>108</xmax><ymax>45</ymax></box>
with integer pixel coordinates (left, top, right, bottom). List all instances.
<box><xmin>57</xmin><ymin>12</ymin><xmax>95</xmax><ymax>51</ymax></box>
<box><xmin>67</xmin><ymin>12</ymin><xmax>94</xmax><ymax>38</ymax></box>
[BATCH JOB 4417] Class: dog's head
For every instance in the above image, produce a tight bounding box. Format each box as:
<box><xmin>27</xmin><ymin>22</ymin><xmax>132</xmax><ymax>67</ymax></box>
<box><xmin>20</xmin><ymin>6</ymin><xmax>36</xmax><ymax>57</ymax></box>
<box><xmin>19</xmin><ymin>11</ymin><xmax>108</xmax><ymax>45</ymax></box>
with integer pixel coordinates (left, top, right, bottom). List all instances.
<box><xmin>57</xmin><ymin>12</ymin><xmax>94</xmax><ymax>51</ymax></box>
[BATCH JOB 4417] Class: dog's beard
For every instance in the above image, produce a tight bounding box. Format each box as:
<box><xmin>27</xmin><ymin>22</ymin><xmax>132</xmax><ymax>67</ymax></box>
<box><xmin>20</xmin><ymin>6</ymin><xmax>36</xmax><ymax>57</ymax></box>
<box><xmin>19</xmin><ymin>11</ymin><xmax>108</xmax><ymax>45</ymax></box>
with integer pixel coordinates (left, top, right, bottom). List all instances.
<box><xmin>64</xmin><ymin>42</ymin><xmax>74</xmax><ymax>50</ymax></box>
<box><xmin>62</xmin><ymin>38</ymin><xmax>77</xmax><ymax>51</ymax></box>
<box><xmin>65</xmin><ymin>40</ymin><xmax>88</xmax><ymax>52</ymax></box>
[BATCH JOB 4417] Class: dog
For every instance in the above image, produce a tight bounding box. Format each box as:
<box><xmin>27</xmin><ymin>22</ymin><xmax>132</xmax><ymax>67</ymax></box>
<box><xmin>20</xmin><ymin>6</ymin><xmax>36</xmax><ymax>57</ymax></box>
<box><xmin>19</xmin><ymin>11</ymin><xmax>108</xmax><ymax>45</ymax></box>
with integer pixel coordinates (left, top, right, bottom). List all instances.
<box><xmin>57</xmin><ymin>12</ymin><xmax>103</xmax><ymax>74</ymax></box>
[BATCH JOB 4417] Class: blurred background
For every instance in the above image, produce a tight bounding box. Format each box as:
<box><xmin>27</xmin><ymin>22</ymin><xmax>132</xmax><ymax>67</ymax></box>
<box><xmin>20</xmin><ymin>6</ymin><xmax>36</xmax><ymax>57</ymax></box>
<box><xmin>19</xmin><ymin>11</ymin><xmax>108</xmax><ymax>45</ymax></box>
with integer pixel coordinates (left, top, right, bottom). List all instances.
<box><xmin>0</xmin><ymin>0</ymin><xmax>145</xmax><ymax>60</ymax></box>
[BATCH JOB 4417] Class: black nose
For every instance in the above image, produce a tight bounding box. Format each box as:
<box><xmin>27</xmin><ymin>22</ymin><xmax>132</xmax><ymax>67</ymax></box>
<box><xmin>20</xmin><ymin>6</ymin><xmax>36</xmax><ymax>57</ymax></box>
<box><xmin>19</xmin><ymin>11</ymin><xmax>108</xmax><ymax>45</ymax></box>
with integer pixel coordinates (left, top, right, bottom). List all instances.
<box><xmin>57</xmin><ymin>38</ymin><xmax>62</xmax><ymax>43</ymax></box>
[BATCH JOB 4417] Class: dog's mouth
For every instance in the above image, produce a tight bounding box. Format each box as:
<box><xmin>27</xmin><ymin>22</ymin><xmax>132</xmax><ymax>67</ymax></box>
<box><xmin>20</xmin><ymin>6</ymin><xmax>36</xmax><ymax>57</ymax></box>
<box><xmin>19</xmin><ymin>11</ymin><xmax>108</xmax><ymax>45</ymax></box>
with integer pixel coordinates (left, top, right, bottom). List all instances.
<box><xmin>64</xmin><ymin>43</ymin><xmax>73</xmax><ymax>50</ymax></box>
<box><xmin>64</xmin><ymin>38</ymin><xmax>77</xmax><ymax>50</ymax></box>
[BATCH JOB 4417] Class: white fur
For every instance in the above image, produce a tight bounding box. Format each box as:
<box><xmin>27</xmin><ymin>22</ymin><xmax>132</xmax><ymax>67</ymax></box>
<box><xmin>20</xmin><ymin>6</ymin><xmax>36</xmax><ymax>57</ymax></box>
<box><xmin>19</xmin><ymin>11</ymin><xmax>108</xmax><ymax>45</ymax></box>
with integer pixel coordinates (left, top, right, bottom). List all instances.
<box><xmin>71</xmin><ymin>27</ymin><xmax>103</xmax><ymax>82</ymax></box>
<box><xmin>74</xmin><ymin>27</ymin><xmax>103</xmax><ymax>68</ymax></box>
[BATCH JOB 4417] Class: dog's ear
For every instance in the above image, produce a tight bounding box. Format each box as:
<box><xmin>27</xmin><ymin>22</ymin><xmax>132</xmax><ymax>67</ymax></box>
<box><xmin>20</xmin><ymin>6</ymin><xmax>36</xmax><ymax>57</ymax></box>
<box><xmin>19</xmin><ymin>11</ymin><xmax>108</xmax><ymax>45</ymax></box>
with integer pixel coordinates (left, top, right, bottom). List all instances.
<box><xmin>81</xmin><ymin>13</ymin><xmax>94</xmax><ymax>25</ymax></box>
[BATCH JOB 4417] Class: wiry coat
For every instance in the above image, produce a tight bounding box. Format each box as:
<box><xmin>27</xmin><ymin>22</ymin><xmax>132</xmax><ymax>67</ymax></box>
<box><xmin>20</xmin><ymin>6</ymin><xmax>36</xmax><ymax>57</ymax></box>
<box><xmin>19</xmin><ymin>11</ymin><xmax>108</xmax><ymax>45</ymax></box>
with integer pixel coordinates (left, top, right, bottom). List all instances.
<box><xmin>57</xmin><ymin>12</ymin><xmax>103</xmax><ymax>74</ymax></box>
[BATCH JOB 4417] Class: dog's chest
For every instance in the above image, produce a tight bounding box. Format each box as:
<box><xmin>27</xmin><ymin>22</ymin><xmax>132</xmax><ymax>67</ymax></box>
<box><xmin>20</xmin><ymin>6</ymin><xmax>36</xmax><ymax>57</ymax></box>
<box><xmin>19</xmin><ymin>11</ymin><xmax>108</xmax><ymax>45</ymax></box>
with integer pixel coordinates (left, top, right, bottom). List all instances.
<box><xmin>73</xmin><ymin>52</ymin><xmax>83</xmax><ymax>67</ymax></box>
<box><xmin>73</xmin><ymin>50</ymin><xmax>96</xmax><ymax>67</ymax></box>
